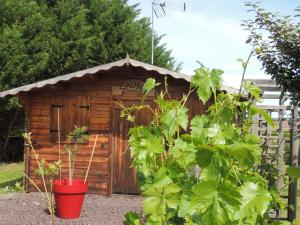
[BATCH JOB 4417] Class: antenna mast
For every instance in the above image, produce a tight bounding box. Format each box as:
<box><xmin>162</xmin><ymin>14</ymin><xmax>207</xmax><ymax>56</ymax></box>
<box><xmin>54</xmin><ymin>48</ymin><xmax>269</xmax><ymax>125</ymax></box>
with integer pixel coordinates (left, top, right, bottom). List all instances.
<box><xmin>151</xmin><ymin>0</ymin><xmax>186</xmax><ymax>64</ymax></box>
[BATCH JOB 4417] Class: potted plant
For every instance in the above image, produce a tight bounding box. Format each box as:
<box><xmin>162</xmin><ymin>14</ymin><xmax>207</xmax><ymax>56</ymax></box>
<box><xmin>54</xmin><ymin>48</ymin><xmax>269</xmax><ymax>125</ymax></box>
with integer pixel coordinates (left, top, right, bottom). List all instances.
<box><xmin>53</xmin><ymin>126</ymin><xmax>99</xmax><ymax>219</ymax></box>
<box><xmin>23</xmin><ymin>126</ymin><xmax>99</xmax><ymax>222</ymax></box>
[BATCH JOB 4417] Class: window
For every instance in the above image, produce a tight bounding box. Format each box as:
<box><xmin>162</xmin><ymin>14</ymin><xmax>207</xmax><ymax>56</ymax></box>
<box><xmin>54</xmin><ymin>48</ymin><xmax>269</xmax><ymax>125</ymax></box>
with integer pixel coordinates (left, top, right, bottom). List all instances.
<box><xmin>50</xmin><ymin>96</ymin><xmax>90</xmax><ymax>143</ymax></box>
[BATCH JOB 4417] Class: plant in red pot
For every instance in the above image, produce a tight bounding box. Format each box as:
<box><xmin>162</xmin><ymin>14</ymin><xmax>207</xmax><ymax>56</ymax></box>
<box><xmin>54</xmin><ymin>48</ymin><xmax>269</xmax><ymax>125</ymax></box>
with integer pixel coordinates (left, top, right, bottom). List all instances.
<box><xmin>53</xmin><ymin>126</ymin><xmax>99</xmax><ymax>219</ymax></box>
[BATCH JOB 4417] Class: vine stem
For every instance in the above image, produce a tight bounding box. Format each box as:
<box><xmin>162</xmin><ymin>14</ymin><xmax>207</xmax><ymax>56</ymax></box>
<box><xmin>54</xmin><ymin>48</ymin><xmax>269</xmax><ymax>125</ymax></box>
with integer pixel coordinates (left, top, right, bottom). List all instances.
<box><xmin>29</xmin><ymin>143</ymin><xmax>51</xmax><ymax>211</ymax></box>
<box><xmin>233</xmin><ymin>165</ymin><xmax>243</xmax><ymax>186</ymax></box>
<box><xmin>238</xmin><ymin>47</ymin><xmax>255</xmax><ymax>95</ymax></box>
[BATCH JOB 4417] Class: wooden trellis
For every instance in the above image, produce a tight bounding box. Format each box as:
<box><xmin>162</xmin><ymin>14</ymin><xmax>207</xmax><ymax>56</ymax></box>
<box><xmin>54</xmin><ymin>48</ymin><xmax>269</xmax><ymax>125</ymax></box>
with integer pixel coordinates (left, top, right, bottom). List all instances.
<box><xmin>245</xmin><ymin>79</ymin><xmax>299</xmax><ymax>221</ymax></box>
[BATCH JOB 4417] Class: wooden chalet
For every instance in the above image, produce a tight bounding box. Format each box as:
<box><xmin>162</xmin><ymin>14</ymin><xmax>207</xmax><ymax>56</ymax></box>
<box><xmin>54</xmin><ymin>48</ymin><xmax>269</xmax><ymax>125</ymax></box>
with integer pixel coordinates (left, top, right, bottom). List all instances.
<box><xmin>0</xmin><ymin>56</ymin><xmax>234</xmax><ymax>195</ymax></box>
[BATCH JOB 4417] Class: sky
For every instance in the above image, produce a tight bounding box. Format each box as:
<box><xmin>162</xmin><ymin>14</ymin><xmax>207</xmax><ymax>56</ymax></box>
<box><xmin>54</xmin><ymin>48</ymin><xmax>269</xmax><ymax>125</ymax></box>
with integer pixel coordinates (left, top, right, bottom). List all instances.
<box><xmin>127</xmin><ymin>0</ymin><xmax>299</xmax><ymax>89</ymax></box>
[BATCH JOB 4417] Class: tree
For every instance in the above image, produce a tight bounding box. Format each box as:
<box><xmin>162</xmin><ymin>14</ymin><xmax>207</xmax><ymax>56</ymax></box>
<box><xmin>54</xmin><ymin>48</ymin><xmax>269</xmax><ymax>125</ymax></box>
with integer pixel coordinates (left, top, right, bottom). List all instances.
<box><xmin>243</xmin><ymin>2</ymin><xmax>300</xmax><ymax>103</ymax></box>
<box><xmin>0</xmin><ymin>0</ymin><xmax>180</xmax><ymax>160</ymax></box>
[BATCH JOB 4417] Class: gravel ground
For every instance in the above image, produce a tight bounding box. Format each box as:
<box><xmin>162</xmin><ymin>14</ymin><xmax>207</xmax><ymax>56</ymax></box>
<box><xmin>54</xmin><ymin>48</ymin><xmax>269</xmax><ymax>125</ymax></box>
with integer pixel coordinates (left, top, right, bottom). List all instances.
<box><xmin>0</xmin><ymin>192</ymin><xmax>142</xmax><ymax>225</ymax></box>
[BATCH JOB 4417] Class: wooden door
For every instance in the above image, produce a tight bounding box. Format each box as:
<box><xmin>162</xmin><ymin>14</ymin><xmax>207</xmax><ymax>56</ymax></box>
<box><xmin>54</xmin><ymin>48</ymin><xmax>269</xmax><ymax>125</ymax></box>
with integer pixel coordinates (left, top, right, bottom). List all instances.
<box><xmin>112</xmin><ymin>101</ymin><xmax>153</xmax><ymax>194</ymax></box>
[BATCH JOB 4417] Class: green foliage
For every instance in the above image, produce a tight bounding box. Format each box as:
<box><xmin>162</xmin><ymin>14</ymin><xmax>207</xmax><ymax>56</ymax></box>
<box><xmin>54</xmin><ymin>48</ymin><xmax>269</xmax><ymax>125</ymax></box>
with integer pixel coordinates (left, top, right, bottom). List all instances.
<box><xmin>2</xmin><ymin>181</ymin><xmax>23</xmax><ymax>194</ymax></box>
<box><xmin>286</xmin><ymin>167</ymin><xmax>300</xmax><ymax>181</ymax></box>
<box><xmin>66</xmin><ymin>125</ymin><xmax>89</xmax><ymax>144</ymax></box>
<box><xmin>124</xmin><ymin>211</ymin><xmax>141</xmax><ymax>225</ymax></box>
<box><xmin>121</xmin><ymin>67</ymin><xmax>296</xmax><ymax>224</ymax></box>
<box><xmin>191</xmin><ymin>67</ymin><xmax>223</xmax><ymax>104</ymax></box>
<box><xmin>64</xmin><ymin>126</ymin><xmax>90</xmax><ymax>182</ymax></box>
<box><xmin>0</xmin><ymin>0</ymin><xmax>180</xmax><ymax>160</ymax></box>
<box><xmin>142</xmin><ymin>78</ymin><xmax>160</xmax><ymax>96</ymax></box>
<box><xmin>243</xmin><ymin>2</ymin><xmax>300</xmax><ymax>104</ymax></box>
<box><xmin>35</xmin><ymin>159</ymin><xmax>61</xmax><ymax>180</ymax></box>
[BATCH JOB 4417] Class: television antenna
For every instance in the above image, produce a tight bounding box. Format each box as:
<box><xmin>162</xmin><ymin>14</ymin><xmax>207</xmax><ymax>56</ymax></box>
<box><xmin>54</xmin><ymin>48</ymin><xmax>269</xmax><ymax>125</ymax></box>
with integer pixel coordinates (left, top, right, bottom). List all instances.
<box><xmin>151</xmin><ymin>0</ymin><xmax>186</xmax><ymax>64</ymax></box>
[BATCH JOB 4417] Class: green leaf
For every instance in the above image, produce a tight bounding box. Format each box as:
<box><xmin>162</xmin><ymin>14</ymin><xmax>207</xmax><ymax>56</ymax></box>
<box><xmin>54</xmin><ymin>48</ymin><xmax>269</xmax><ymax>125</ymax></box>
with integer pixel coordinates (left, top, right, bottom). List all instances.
<box><xmin>191</xmin><ymin>67</ymin><xmax>212</xmax><ymax>104</ymax></box>
<box><xmin>271</xmin><ymin>221</ymin><xmax>291</xmax><ymax>225</ymax></box>
<box><xmin>243</xmin><ymin>81</ymin><xmax>262</xmax><ymax>100</ymax></box>
<box><xmin>143</xmin><ymin>175</ymin><xmax>181</xmax><ymax>217</ymax></box>
<box><xmin>286</xmin><ymin>167</ymin><xmax>300</xmax><ymax>180</ymax></box>
<box><xmin>250</xmin><ymin>106</ymin><xmax>275</xmax><ymax>127</ymax></box>
<box><xmin>210</xmin><ymin>69</ymin><xmax>223</xmax><ymax>92</ymax></box>
<box><xmin>191</xmin><ymin>67</ymin><xmax>223</xmax><ymax>104</ymax></box>
<box><xmin>191</xmin><ymin>180</ymin><xmax>241</xmax><ymax>224</ymax></box>
<box><xmin>237</xmin><ymin>58</ymin><xmax>247</xmax><ymax>69</ymax></box>
<box><xmin>243</xmin><ymin>134</ymin><xmax>261</xmax><ymax>145</ymax></box>
<box><xmin>270</xmin><ymin>187</ymin><xmax>285</xmax><ymax>210</ymax></box>
<box><xmin>123</xmin><ymin>211</ymin><xmax>141</xmax><ymax>225</ymax></box>
<box><xmin>190</xmin><ymin>115</ymin><xmax>208</xmax><ymax>144</ymax></box>
<box><xmin>224</xmin><ymin>143</ymin><xmax>261</xmax><ymax>166</ymax></box>
<box><xmin>143</xmin><ymin>195</ymin><xmax>163</xmax><ymax>215</ymax></box>
<box><xmin>236</xmin><ymin>182</ymin><xmax>271</xmax><ymax>220</ymax></box>
<box><xmin>169</xmin><ymin>138</ymin><xmax>196</xmax><ymax>167</ymax></box>
<box><xmin>140</xmin><ymin>134</ymin><xmax>164</xmax><ymax>154</ymax></box>
<box><xmin>178</xmin><ymin>194</ymin><xmax>192</xmax><ymax>218</ymax></box>
<box><xmin>207</xmin><ymin>124</ymin><xmax>220</xmax><ymax>138</ymax></box>
<box><xmin>142</xmin><ymin>78</ymin><xmax>160</xmax><ymax>96</ymax></box>
<box><xmin>195</xmin><ymin>146</ymin><xmax>214</xmax><ymax>168</ymax></box>
<box><xmin>158</xmin><ymin>98</ymin><xmax>189</xmax><ymax>142</ymax></box>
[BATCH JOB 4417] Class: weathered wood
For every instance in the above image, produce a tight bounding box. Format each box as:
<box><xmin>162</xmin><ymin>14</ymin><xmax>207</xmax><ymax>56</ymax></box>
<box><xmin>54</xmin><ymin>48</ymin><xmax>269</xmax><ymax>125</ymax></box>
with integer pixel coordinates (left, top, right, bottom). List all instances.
<box><xmin>18</xmin><ymin>69</ymin><xmax>208</xmax><ymax>195</ymax></box>
<box><xmin>288</xmin><ymin>105</ymin><xmax>299</xmax><ymax>221</ymax></box>
<box><xmin>244</xmin><ymin>79</ymin><xmax>283</xmax><ymax>92</ymax></box>
<box><xmin>24</xmin><ymin>107</ymin><xmax>31</xmax><ymax>192</ymax></box>
<box><xmin>277</xmin><ymin>97</ymin><xmax>285</xmax><ymax>197</ymax></box>
<box><xmin>261</xmin><ymin>94</ymin><xmax>288</xmax><ymax>100</ymax></box>
<box><xmin>256</xmin><ymin>105</ymin><xmax>290</xmax><ymax>110</ymax></box>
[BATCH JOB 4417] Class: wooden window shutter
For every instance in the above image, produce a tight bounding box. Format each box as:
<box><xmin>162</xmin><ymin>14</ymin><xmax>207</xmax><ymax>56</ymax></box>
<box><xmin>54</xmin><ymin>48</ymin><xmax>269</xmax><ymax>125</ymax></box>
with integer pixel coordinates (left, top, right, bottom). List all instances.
<box><xmin>50</xmin><ymin>100</ymin><xmax>64</xmax><ymax>143</ymax></box>
<box><xmin>77</xmin><ymin>96</ymin><xmax>90</xmax><ymax>128</ymax></box>
<box><xmin>63</xmin><ymin>96</ymin><xmax>78</xmax><ymax>137</ymax></box>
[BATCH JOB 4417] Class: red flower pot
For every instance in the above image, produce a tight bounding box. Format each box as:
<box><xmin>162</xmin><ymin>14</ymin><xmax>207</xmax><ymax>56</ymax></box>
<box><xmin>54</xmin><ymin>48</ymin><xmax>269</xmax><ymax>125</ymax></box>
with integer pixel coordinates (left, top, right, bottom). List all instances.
<box><xmin>53</xmin><ymin>179</ymin><xmax>88</xmax><ymax>219</ymax></box>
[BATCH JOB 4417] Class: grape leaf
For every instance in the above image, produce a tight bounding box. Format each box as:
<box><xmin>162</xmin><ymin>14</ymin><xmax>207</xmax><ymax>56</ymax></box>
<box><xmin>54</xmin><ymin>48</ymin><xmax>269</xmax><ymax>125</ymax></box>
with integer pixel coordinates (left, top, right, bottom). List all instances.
<box><xmin>236</xmin><ymin>182</ymin><xmax>271</xmax><ymax>220</ymax></box>
<box><xmin>123</xmin><ymin>211</ymin><xmax>141</xmax><ymax>225</ymax></box>
<box><xmin>286</xmin><ymin>167</ymin><xmax>300</xmax><ymax>180</ymax></box>
<box><xmin>142</xmin><ymin>78</ymin><xmax>160</xmax><ymax>96</ymax></box>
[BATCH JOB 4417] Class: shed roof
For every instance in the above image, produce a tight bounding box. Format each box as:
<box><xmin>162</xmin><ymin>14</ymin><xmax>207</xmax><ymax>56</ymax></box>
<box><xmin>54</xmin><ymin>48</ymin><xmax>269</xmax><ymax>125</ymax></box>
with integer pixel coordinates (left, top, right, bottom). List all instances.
<box><xmin>0</xmin><ymin>56</ymin><xmax>237</xmax><ymax>97</ymax></box>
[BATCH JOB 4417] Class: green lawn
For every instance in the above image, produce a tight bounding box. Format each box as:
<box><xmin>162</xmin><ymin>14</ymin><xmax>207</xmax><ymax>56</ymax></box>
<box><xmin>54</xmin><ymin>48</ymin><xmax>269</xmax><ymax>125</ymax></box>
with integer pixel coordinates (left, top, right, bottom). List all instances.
<box><xmin>0</xmin><ymin>162</ymin><xmax>24</xmax><ymax>194</ymax></box>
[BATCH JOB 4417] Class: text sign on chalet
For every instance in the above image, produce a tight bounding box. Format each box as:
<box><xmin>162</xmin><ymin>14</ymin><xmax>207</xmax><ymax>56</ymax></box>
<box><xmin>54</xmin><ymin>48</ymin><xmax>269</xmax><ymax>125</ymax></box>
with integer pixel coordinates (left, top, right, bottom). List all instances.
<box><xmin>112</xmin><ymin>79</ymin><xmax>155</xmax><ymax>96</ymax></box>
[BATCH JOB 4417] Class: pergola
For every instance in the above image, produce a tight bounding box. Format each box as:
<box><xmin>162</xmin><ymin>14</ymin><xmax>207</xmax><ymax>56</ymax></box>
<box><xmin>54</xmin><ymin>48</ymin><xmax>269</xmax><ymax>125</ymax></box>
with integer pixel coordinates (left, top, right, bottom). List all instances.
<box><xmin>245</xmin><ymin>79</ymin><xmax>299</xmax><ymax>221</ymax></box>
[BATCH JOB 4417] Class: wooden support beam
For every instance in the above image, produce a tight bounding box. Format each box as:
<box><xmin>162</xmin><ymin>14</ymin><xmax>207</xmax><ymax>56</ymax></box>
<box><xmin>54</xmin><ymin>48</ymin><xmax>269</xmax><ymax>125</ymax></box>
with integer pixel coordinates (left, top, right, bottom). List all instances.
<box><xmin>288</xmin><ymin>105</ymin><xmax>299</xmax><ymax>221</ymax></box>
<box><xmin>244</xmin><ymin>79</ymin><xmax>283</xmax><ymax>92</ymax></box>
<box><xmin>244</xmin><ymin>79</ymin><xmax>277</xmax><ymax>85</ymax></box>
<box><xmin>257</xmin><ymin>105</ymin><xmax>291</xmax><ymax>110</ymax></box>
<box><xmin>277</xmin><ymin>97</ymin><xmax>285</xmax><ymax>195</ymax></box>
<box><xmin>261</xmin><ymin>94</ymin><xmax>288</xmax><ymax>100</ymax></box>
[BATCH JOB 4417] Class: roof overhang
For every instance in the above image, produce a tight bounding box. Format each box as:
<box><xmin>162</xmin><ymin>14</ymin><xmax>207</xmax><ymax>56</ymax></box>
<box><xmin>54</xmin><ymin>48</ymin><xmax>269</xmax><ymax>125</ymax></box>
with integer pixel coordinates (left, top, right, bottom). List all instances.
<box><xmin>0</xmin><ymin>56</ymin><xmax>237</xmax><ymax>97</ymax></box>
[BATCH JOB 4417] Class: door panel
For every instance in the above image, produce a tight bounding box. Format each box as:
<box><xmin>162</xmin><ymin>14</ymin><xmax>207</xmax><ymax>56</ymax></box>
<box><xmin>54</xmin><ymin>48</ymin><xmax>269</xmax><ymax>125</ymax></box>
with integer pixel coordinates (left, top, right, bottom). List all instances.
<box><xmin>112</xmin><ymin>101</ymin><xmax>153</xmax><ymax>194</ymax></box>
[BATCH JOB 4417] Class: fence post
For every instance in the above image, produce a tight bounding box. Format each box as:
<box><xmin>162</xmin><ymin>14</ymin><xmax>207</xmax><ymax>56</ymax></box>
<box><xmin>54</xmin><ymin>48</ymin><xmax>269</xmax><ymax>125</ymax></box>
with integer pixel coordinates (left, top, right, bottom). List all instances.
<box><xmin>288</xmin><ymin>105</ymin><xmax>299</xmax><ymax>221</ymax></box>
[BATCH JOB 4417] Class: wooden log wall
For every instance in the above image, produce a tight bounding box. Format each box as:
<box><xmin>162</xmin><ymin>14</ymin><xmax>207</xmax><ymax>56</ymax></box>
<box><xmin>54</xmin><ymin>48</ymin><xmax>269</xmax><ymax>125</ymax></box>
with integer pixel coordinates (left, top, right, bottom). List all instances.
<box><xmin>21</xmin><ymin>66</ymin><xmax>207</xmax><ymax>195</ymax></box>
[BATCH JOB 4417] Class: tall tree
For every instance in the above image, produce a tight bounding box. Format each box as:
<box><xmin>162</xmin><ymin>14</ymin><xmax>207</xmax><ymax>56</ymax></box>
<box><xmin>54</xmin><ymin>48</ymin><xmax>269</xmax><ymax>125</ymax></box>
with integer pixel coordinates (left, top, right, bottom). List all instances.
<box><xmin>0</xmin><ymin>0</ymin><xmax>180</xmax><ymax>160</ymax></box>
<box><xmin>243</xmin><ymin>2</ymin><xmax>300</xmax><ymax>103</ymax></box>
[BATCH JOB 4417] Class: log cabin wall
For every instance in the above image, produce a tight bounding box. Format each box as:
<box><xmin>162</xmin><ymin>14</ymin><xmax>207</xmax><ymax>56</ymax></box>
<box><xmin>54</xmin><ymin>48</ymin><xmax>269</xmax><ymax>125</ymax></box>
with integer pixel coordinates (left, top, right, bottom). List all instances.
<box><xmin>21</xmin><ymin>65</ymin><xmax>208</xmax><ymax>195</ymax></box>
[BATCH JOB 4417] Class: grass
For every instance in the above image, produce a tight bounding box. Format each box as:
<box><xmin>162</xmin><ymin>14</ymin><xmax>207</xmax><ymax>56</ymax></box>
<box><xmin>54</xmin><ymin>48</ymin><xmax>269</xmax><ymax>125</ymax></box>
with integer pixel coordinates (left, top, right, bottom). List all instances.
<box><xmin>0</xmin><ymin>162</ymin><xmax>24</xmax><ymax>194</ymax></box>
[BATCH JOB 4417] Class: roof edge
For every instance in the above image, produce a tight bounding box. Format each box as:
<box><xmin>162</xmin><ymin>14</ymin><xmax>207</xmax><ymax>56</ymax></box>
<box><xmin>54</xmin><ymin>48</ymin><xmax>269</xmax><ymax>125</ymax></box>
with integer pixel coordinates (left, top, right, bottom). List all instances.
<box><xmin>0</xmin><ymin>57</ymin><xmax>237</xmax><ymax>97</ymax></box>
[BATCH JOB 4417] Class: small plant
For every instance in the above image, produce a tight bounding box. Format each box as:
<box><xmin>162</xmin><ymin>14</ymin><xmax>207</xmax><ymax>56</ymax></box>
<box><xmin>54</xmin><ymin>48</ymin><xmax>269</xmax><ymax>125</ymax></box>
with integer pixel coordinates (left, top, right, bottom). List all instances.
<box><xmin>23</xmin><ymin>126</ymin><xmax>98</xmax><ymax>221</ymax></box>
<box><xmin>2</xmin><ymin>181</ymin><xmax>23</xmax><ymax>193</ymax></box>
<box><xmin>122</xmin><ymin>67</ymin><xmax>300</xmax><ymax>224</ymax></box>
<box><xmin>63</xmin><ymin>126</ymin><xmax>89</xmax><ymax>185</ymax></box>
<box><xmin>23</xmin><ymin>132</ymin><xmax>61</xmax><ymax>225</ymax></box>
